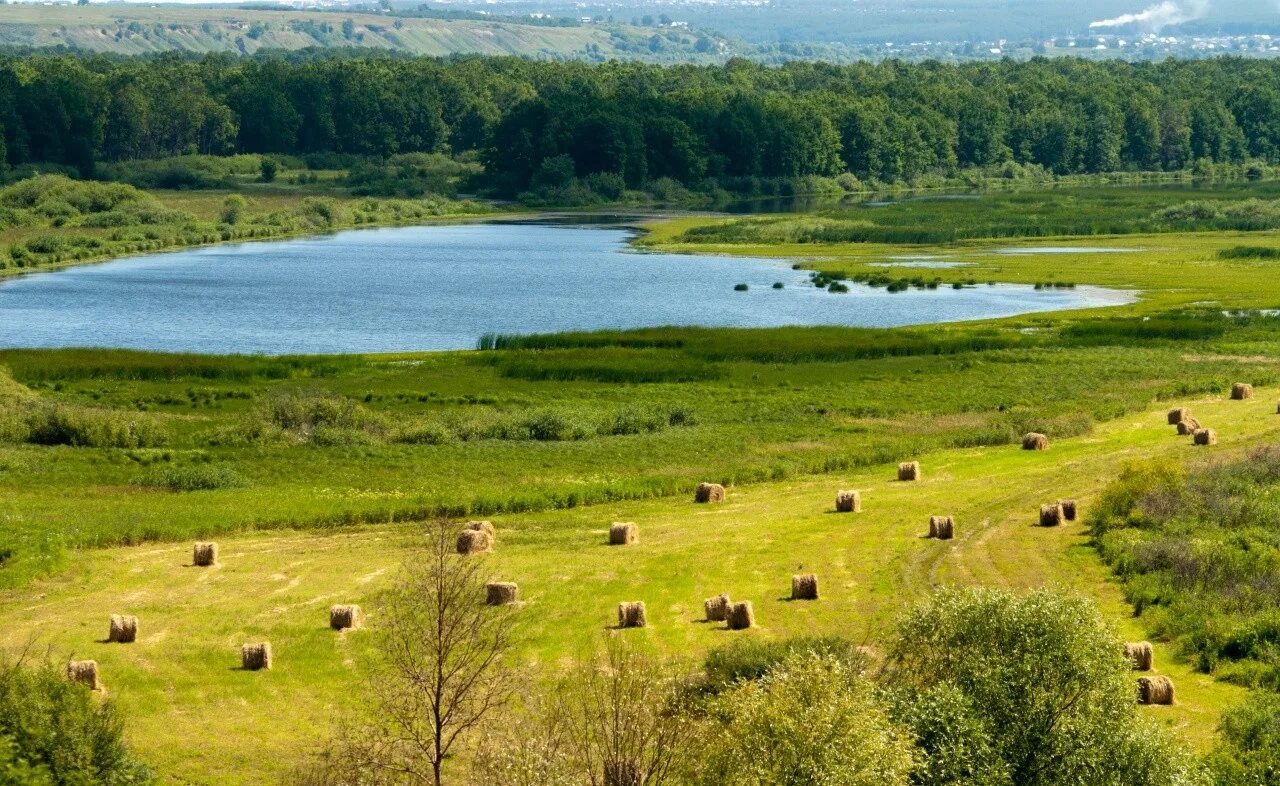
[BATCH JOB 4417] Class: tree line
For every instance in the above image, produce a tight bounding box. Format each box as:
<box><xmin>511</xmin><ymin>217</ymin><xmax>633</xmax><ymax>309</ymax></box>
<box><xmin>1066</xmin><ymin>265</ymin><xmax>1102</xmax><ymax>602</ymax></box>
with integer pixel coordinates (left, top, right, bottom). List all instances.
<box><xmin>3</xmin><ymin>53</ymin><xmax>1280</xmax><ymax>193</ymax></box>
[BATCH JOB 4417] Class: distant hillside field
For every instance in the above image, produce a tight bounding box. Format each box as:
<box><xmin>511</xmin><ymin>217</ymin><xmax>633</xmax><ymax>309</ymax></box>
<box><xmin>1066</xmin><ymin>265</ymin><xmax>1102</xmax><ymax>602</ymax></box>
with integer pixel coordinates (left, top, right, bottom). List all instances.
<box><xmin>0</xmin><ymin>5</ymin><xmax>721</xmax><ymax>59</ymax></box>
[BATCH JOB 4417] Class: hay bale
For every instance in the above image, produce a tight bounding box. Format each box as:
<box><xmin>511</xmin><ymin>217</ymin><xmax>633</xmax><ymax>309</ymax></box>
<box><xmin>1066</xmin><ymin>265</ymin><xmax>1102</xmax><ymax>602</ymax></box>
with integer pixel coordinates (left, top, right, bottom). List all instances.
<box><xmin>929</xmin><ymin>515</ymin><xmax>954</xmax><ymax>540</ymax></box>
<box><xmin>727</xmin><ymin>601</ymin><xmax>755</xmax><ymax>630</ymax></box>
<box><xmin>66</xmin><ymin>660</ymin><xmax>101</xmax><ymax>691</ymax></box>
<box><xmin>242</xmin><ymin>642</ymin><xmax>272</xmax><ymax>671</ymax></box>
<box><xmin>1176</xmin><ymin>419</ymin><xmax>1198</xmax><ymax>435</ymax></box>
<box><xmin>609</xmin><ymin>522</ymin><xmax>639</xmax><ymax>545</ymax></box>
<box><xmin>466</xmin><ymin>521</ymin><xmax>496</xmax><ymax>541</ymax></box>
<box><xmin>1137</xmin><ymin>675</ymin><xmax>1174</xmax><ymax>705</ymax></box>
<box><xmin>694</xmin><ymin>482</ymin><xmax>725</xmax><ymax>503</ymax></box>
<box><xmin>486</xmin><ymin>582</ymin><xmax>518</xmax><ymax>606</ymax></box>
<box><xmin>1232</xmin><ymin>383</ymin><xmax>1254</xmax><ymax>400</ymax></box>
<box><xmin>898</xmin><ymin>461</ymin><xmax>921</xmax><ymax>481</ymax></box>
<box><xmin>1039</xmin><ymin>503</ymin><xmax>1062</xmax><ymax>527</ymax></box>
<box><xmin>617</xmin><ymin>601</ymin><xmax>647</xmax><ymax>628</ymax></box>
<box><xmin>108</xmin><ymin>614</ymin><xmax>138</xmax><ymax>644</ymax></box>
<box><xmin>1167</xmin><ymin>407</ymin><xmax>1190</xmax><ymax>426</ymax></box>
<box><xmin>704</xmin><ymin>593</ymin><xmax>731</xmax><ymax>622</ymax></box>
<box><xmin>329</xmin><ymin>604</ymin><xmax>364</xmax><ymax>631</ymax></box>
<box><xmin>835</xmin><ymin>490</ymin><xmax>862</xmax><ymax>513</ymax></box>
<box><xmin>1059</xmin><ymin>500</ymin><xmax>1079</xmax><ymax>522</ymax></box>
<box><xmin>192</xmin><ymin>542</ymin><xmax>218</xmax><ymax>567</ymax></box>
<box><xmin>1124</xmin><ymin>641</ymin><xmax>1154</xmax><ymax>671</ymax></box>
<box><xmin>456</xmin><ymin>529</ymin><xmax>492</xmax><ymax>555</ymax></box>
<box><xmin>1193</xmin><ymin>428</ymin><xmax>1217</xmax><ymax>446</ymax></box>
<box><xmin>1022</xmin><ymin>432</ymin><xmax>1049</xmax><ymax>451</ymax></box>
<box><xmin>791</xmin><ymin>574</ymin><xmax>819</xmax><ymax>600</ymax></box>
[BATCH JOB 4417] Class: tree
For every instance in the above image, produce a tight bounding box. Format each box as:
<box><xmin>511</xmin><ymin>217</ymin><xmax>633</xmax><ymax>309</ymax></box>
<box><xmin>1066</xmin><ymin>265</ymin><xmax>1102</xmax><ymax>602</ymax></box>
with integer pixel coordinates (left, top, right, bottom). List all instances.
<box><xmin>700</xmin><ymin>654</ymin><xmax>916</xmax><ymax>786</ymax></box>
<box><xmin>887</xmin><ymin>588</ymin><xmax>1205</xmax><ymax>786</ymax></box>
<box><xmin>258</xmin><ymin>158</ymin><xmax>277</xmax><ymax>183</ymax></box>
<box><xmin>316</xmin><ymin>524</ymin><xmax>515</xmax><ymax>786</ymax></box>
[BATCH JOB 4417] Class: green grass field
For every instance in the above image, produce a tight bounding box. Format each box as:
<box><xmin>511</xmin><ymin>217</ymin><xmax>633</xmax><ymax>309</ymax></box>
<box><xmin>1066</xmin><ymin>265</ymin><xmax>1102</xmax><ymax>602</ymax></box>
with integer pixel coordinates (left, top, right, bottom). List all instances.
<box><xmin>5</xmin><ymin>183</ymin><xmax>1280</xmax><ymax>782</ymax></box>
<box><xmin>2</xmin><ymin>387</ymin><xmax>1273</xmax><ymax>782</ymax></box>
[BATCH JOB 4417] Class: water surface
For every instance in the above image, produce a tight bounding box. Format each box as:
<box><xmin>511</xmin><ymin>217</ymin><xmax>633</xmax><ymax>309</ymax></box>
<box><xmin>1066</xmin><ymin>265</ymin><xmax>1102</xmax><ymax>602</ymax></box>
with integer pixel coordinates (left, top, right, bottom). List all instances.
<box><xmin>0</xmin><ymin>223</ymin><xmax>1131</xmax><ymax>354</ymax></box>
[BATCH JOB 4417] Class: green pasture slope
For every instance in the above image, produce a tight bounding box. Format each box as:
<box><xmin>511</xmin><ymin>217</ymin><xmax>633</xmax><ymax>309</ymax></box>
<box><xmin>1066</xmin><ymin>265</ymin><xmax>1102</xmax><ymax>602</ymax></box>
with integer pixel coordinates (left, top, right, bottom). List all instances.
<box><xmin>2</xmin><ymin>184</ymin><xmax>1280</xmax><ymax>780</ymax></box>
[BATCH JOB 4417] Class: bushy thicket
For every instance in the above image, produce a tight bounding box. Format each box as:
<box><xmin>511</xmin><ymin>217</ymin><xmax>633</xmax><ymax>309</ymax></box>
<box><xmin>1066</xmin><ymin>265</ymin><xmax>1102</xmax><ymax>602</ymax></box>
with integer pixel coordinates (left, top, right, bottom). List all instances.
<box><xmin>0</xmin><ymin>651</ymin><xmax>152</xmax><ymax>785</ymax></box>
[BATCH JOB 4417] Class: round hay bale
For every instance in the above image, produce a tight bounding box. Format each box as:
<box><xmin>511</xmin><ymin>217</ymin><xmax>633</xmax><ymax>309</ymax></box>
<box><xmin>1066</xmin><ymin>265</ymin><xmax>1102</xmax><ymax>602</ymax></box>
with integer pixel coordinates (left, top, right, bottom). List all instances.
<box><xmin>108</xmin><ymin>614</ymin><xmax>138</xmax><ymax>644</ymax></box>
<box><xmin>456</xmin><ymin>529</ymin><xmax>492</xmax><ymax>555</ymax></box>
<box><xmin>1231</xmin><ymin>383</ymin><xmax>1254</xmax><ymax>400</ymax></box>
<box><xmin>1124</xmin><ymin>641</ymin><xmax>1154</xmax><ymax>671</ymax></box>
<box><xmin>1137</xmin><ymin>675</ymin><xmax>1174</xmax><ymax>705</ymax></box>
<box><xmin>609</xmin><ymin>522</ymin><xmax>638</xmax><ymax>545</ymax></box>
<box><xmin>727</xmin><ymin>601</ymin><xmax>755</xmax><ymax>630</ymax></box>
<box><xmin>466</xmin><ymin>521</ymin><xmax>496</xmax><ymax>541</ymax></box>
<box><xmin>1022</xmin><ymin>432</ymin><xmax>1049</xmax><ymax>451</ymax></box>
<box><xmin>897</xmin><ymin>461</ymin><xmax>921</xmax><ymax>482</ymax></box>
<box><xmin>486</xmin><ymin>582</ymin><xmax>518</xmax><ymax>606</ymax></box>
<box><xmin>617</xmin><ymin>601</ymin><xmax>647</xmax><ymax>628</ymax></box>
<box><xmin>835</xmin><ymin>490</ymin><xmax>862</xmax><ymax>513</ymax></box>
<box><xmin>1193</xmin><ymin>428</ymin><xmax>1217</xmax><ymax>446</ymax></box>
<box><xmin>1176</xmin><ymin>419</ymin><xmax>1198</xmax><ymax>435</ymax></box>
<box><xmin>1039</xmin><ymin>503</ymin><xmax>1062</xmax><ymax>527</ymax></box>
<box><xmin>929</xmin><ymin>515</ymin><xmax>954</xmax><ymax>540</ymax></box>
<box><xmin>1059</xmin><ymin>500</ymin><xmax>1079</xmax><ymax>522</ymax></box>
<box><xmin>329</xmin><ymin>604</ymin><xmax>364</xmax><ymax>631</ymax></box>
<box><xmin>704</xmin><ymin>593</ymin><xmax>731</xmax><ymax>622</ymax></box>
<box><xmin>694</xmin><ymin>482</ymin><xmax>725</xmax><ymax>503</ymax></box>
<box><xmin>242</xmin><ymin>642</ymin><xmax>272</xmax><ymax>671</ymax></box>
<box><xmin>67</xmin><ymin>660</ymin><xmax>101</xmax><ymax>691</ymax></box>
<box><xmin>1167</xmin><ymin>407</ymin><xmax>1190</xmax><ymax>426</ymax></box>
<box><xmin>192</xmin><ymin>542</ymin><xmax>218</xmax><ymax>567</ymax></box>
<box><xmin>791</xmin><ymin>574</ymin><xmax>819</xmax><ymax>600</ymax></box>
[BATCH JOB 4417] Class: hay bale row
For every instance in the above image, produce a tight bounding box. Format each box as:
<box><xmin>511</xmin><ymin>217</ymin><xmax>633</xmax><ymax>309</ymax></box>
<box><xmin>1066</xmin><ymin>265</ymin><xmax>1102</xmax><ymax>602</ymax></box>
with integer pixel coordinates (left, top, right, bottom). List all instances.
<box><xmin>727</xmin><ymin>601</ymin><xmax>754</xmax><ymax>630</ymax></box>
<box><xmin>67</xmin><ymin>660</ymin><xmax>101</xmax><ymax>691</ymax></box>
<box><xmin>457</xmin><ymin>529</ymin><xmax>492</xmax><ymax>555</ymax></box>
<box><xmin>1193</xmin><ymin>428</ymin><xmax>1217</xmax><ymax>446</ymax></box>
<box><xmin>609</xmin><ymin>522</ymin><xmax>638</xmax><ymax>546</ymax></box>
<box><xmin>1176</xmin><ymin>419</ymin><xmax>1199</xmax><ymax>435</ymax></box>
<box><xmin>1039</xmin><ymin>503</ymin><xmax>1063</xmax><ymax>527</ymax></box>
<box><xmin>486</xmin><ymin>582</ymin><xmax>518</xmax><ymax>606</ymax></box>
<box><xmin>1137</xmin><ymin>675</ymin><xmax>1174</xmax><ymax>705</ymax></box>
<box><xmin>791</xmin><ymin>574</ymin><xmax>819</xmax><ymax>600</ymax></box>
<box><xmin>835</xmin><ymin>490</ymin><xmax>862</xmax><ymax>513</ymax></box>
<box><xmin>192</xmin><ymin>542</ymin><xmax>218</xmax><ymax>567</ymax></box>
<box><xmin>929</xmin><ymin>515</ymin><xmax>954</xmax><ymax>540</ymax></box>
<box><xmin>704</xmin><ymin>593</ymin><xmax>731</xmax><ymax>622</ymax></box>
<box><xmin>1022</xmin><ymin>432</ymin><xmax>1049</xmax><ymax>451</ymax></box>
<box><xmin>1232</xmin><ymin>382</ymin><xmax>1254</xmax><ymax>400</ymax></box>
<box><xmin>108</xmin><ymin>614</ymin><xmax>138</xmax><ymax>644</ymax></box>
<box><xmin>898</xmin><ymin>461</ymin><xmax>920</xmax><ymax>481</ymax></box>
<box><xmin>618</xmin><ymin>601</ymin><xmax>647</xmax><ymax>628</ymax></box>
<box><xmin>242</xmin><ymin>642</ymin><xmax>272</xmax><ymax>671</ymax></box>
<box><xmin>695</xmin><ymin>482</ymin><xmax>725</xmax><ymax>503</ymax></box>
<box><xmin>1124</xmin><ymin>641</ymin><xmax>1154</xmax><ymax>671</ymax></box>
<box><xmin>329</xmin><ymin>604</ymin><xmax>364</xmax><ymax>631</ymax></box>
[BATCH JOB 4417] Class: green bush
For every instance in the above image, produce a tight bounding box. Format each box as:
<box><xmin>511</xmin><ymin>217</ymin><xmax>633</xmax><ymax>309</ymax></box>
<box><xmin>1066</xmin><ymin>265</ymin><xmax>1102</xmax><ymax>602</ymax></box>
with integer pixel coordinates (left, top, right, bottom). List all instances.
<box><xmin>702</xmin><ymin>636</ymin><xmax>866</xmax><ymax>693</ymax></box>
<box><xmin>0</xmin><ymin>652</ymin><xmax>153</xmax><ymax>785</ymax></box>
<box><xmin>16</xmin><ymin>404</ymin><xmax>166</xmax><ymax>449</ymax></box>
<box><xmin>138</xmin><ymin>464</ymin><xmax>248</xmax><ymax>491</ymax></box>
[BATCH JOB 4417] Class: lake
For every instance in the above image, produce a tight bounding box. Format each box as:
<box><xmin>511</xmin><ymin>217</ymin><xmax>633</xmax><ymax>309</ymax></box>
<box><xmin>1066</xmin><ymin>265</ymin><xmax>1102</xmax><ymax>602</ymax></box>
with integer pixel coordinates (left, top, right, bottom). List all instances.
<box><xmin>0</xmin><ymin>223</ymin><xmax>1132</xmax><ymax>355</ymax></box>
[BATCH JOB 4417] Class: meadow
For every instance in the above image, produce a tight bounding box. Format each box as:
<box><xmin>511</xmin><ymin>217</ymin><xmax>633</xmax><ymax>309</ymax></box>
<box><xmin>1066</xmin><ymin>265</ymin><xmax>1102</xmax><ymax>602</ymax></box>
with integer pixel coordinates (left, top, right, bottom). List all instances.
<box><xmin>4</xmin><ymin>182</ymin><xmax>1280</xmax><ymax>781</ymax></box>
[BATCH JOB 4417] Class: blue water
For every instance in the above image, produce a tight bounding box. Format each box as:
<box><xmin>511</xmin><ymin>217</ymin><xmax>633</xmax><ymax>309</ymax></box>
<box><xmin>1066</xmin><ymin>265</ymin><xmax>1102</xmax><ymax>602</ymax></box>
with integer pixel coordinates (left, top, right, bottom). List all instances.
<box><xmin>0</xmin><ymin>223</ymin><xmax>1132</xmax><ymax>355</ymax></box>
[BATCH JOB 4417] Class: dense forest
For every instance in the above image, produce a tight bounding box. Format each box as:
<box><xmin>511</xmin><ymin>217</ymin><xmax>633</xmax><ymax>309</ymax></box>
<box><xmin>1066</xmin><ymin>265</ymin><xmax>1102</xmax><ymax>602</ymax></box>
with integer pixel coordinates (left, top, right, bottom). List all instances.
<box><xmin>2</xmin><ymin>54</ymin><xmax>1280</xmax><ymax>195</ymax></box>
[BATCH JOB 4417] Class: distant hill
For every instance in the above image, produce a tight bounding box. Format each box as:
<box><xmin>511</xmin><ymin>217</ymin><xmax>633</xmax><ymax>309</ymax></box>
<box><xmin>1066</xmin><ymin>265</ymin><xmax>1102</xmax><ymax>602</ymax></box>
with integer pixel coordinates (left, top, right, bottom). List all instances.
<box><xmin>0</xmin><ymin>5</ymin><xmax>727</xmax><ymax>60</ymax></box>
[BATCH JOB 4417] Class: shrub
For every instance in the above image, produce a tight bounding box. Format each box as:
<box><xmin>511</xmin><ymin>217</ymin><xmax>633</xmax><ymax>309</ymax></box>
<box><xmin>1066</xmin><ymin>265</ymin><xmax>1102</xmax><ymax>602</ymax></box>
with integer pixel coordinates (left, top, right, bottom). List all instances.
<box><xmin>1209</xmin><ymin>693</ymin><xmax>1280</xmax><ymax>785</ymax></box>
<box><xmin>702</xmin><ymin>636</ymin><xmax>866</xmax><ymax>693</ymax></box>
<box><xmin>698</xmin><ymin>654</ymin><xmax>915</xmax><ymax>786</ymax></box>
<box><xmin>0</xmin><ymin>651</ymin><xmax>153</xmax><ymax>785</ymax></box>
<box><xmin>138</xmin><ymin>464</ymin><xmax>247</xmax><ymax>491</ymax></box>
<box><xmin>17</xmin><ymin>404</ymin><xmax>166</xmax><ymax>449</ymax></box>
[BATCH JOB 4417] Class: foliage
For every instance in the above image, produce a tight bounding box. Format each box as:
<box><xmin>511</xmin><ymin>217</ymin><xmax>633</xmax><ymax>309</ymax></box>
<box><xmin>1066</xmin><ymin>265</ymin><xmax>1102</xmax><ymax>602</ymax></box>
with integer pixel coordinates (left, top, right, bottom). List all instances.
<box><xmin>700</xmin><ymin>635</ymin><xmax>867</xmax><ymax>693</ymax></box>
<box><xmin>1207</xmin><ymin>692</ymin><xmax>1280</xmax><ymax>786</ymax></box>
<box><xmin>137</xmin><ymin>463</ymin><xmax>248</xmax><ymax>492</ymax></box>
<box><xmin>698</xmin><ymin>653</ymin><xmax>916</xmax><ymax>786</ymax></box>
<box><xmin>0</xmin><ymin>650</ymin><xmax>153</xmax><ymax>785</ymax></box>
<box><xmin>887</xmin><ymin>588</ymin><xmax>1206</xmax><ymax>786</ymax></box>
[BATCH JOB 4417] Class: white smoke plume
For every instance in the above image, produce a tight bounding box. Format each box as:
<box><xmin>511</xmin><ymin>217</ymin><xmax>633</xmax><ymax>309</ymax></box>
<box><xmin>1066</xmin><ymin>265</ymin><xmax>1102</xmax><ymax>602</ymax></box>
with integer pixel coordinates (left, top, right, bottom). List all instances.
<box><xmin>1088</xmin><ymin>0</ymin><xmax>1210</xmax><ymax>31</ymax></box>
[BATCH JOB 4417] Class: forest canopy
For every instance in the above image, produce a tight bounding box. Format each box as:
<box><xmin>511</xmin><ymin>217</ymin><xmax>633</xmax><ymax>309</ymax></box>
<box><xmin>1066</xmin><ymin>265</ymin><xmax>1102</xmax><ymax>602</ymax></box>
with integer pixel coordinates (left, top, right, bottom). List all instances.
<box><xmin>2</xmin><ymin>54</ymin><xmax>1279</xmax><ymax>193</ymax></box>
